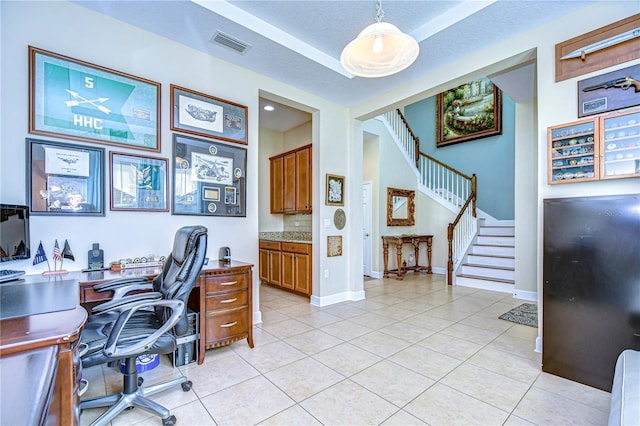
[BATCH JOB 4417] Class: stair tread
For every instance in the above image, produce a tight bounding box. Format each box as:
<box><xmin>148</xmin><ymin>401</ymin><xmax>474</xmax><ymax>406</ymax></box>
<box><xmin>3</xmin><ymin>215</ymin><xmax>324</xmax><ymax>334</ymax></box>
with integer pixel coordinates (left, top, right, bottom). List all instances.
<box><xmin>478</xmin><ymin>234</ymin><xmax>514</xmax><ymax>237</ymax></box>
<box><xmin>473</xmin><ymin>243</ymin><xmax>515</xmax><ymax>248</ymax></box>
<box><xmin>462</xmin><ymin>263</ymin><xmax>514</xmax><ymax>271</ymax></box>
<box><xmin>457</xmin><ymin>274</ymin><xmax>515</xmax><ymax>284</ymax></box>
<box><xmin>468</xmin><ymin>254</ymin><xmax>514</xmax><ymax>259</ymax></box>
<box><xmin>480</xmin><ymin>225</ymin><xmax>515</xmax><ymax>228</ymax></box>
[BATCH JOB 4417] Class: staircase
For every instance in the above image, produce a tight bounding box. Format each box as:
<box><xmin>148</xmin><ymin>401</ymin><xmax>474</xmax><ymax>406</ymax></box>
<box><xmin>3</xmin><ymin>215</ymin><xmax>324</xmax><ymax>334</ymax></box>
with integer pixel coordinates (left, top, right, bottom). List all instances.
<box><xmin>456</xmin><ymin>219</ymin><xmax>515</xmax><ymax>293</ymax></box>
<box><xmin>381</xmin><ymin>109</ymin><xmax>516</xmax><ymax>294</ymax></box>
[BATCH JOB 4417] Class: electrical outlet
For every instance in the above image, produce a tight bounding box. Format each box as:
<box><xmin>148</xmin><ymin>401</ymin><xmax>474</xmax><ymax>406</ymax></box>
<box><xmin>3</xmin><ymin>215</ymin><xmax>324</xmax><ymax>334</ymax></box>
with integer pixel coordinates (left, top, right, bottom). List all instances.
<box><xmin>324</xmin><ymin>269</ymin><xmax>329</xmax><ymax>278</ymax></box>
<box><xmin>295</xmin><ymin>221</ymin><xmax>300</xmax><ymax>227</ymax></box>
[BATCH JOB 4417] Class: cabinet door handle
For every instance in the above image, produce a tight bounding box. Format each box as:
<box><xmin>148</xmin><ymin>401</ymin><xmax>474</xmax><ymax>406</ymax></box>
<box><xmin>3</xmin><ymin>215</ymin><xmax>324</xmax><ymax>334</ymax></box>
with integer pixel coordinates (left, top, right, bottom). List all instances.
<box><xmin>220</xmin><ymin>281</ymin><xmax>237</xmax><ymax>286</ymax></box>
<box><xmin>220</xmin><ymin>321</ymin><xmax>238</xmax><ymax>328</ymax></box>
<box><xmin>220</xmin><ymin>298</ymin><xmax>238</xmax><ymax>303</ymax></box>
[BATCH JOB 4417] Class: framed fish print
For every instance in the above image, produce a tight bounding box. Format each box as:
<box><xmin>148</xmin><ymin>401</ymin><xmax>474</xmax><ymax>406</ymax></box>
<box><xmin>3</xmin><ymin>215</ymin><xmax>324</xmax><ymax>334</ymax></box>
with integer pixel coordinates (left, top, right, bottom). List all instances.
<box><xmin>110</xmin><ymin>152</ymin><xmax>169</xmax><ymax>212</ymax></box>
<box><xmin>172</xmin><ymin>134</ymin><xmax>247</xmax><ymax>217</ymax></box>
<box><xmin>170</xmin><ymin>84</ymin><xmax>248</xmax><ymax>145</ymax></box>
<box><xmin>29</xmin><ymin>46</ymin><xmax>161</xmax><ymax>152</ymax></box>
<box><xmin>27</xmin><ymin>138</ymin><xmax>105</xmax><ymax>216</ymax></box>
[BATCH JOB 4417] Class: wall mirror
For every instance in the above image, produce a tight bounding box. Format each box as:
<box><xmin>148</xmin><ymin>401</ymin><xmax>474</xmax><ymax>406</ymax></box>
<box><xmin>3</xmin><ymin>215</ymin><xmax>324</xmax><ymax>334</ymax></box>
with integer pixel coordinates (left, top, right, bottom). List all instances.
<box><xmin>387</xmin><ymin>187</ymin><xmax>415</xmax><ymax>226</ymax></box>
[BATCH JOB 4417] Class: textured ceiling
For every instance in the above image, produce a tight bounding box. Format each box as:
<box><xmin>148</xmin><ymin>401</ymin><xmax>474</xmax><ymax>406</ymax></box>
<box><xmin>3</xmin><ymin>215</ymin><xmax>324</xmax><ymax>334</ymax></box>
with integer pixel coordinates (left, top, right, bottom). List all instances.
<box><xmin>72</xmin><ymin>0</ymin><xmax>609</xmax><ymax>131</ymax></box>
<box><xmin>73</xmin><ymin>0</ymin><xmax>599</xmax><ymax>108</ymax></box>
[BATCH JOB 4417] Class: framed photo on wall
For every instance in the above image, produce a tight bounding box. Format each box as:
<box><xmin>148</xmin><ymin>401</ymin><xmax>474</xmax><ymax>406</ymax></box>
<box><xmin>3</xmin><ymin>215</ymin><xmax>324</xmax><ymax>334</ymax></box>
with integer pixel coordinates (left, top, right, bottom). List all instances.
<box><xmin>110</xmin><ymin>152</ymin><xmax>168</xmax><ymax>212</ymax></box>
<box><xmin>436</xmin><ymin>77</ymin><xmax>502</xmax><ymax>147</ymax></box>
<box><xmin>172</xmin><ymin>134</ymin><xmax>247</xmax><ymax>217</ymax></box>
<box><xmin>27</xmin><ymin>138</ymin><xmax>105</xmax><ymax>216</ymax></box>
<box><xmin>29</xmin><ymin>46</ymin><xmax>161</xmax><ymax>152</ymax></box>
<box><xmin>326</xmin><ymin>174</ymin><xmax>345</xmax><ymax>206</ymax></box>
<box><xmin>170</xmin><ymin>85</ymin><xmax>248</xmax><ymax>145</ymax></box>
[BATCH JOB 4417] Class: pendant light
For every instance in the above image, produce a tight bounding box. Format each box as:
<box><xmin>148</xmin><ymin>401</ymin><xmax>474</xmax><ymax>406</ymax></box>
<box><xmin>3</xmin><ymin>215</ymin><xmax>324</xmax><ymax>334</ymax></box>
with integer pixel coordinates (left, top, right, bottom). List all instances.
<box><xmin>340</xmin><ymin>0</ymin><xmax>419</xmax><ymax>78</ymax></box>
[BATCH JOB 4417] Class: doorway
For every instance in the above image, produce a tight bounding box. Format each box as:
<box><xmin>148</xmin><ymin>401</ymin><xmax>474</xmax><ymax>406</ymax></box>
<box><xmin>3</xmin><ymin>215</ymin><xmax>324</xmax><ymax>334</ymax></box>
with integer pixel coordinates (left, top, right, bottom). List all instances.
<box><xmin>362</xmin><ymin>181</ymin><xmax>372</xmax><ymax>277</ymax></box>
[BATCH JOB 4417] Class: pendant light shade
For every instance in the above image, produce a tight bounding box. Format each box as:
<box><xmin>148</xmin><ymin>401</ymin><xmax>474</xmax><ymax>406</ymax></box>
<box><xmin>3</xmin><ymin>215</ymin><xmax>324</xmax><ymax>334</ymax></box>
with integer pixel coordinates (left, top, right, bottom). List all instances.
<box><xmin>340</xmin><ymin>2</ymin><xmax>419</xmax><ymax>78</ymax></box>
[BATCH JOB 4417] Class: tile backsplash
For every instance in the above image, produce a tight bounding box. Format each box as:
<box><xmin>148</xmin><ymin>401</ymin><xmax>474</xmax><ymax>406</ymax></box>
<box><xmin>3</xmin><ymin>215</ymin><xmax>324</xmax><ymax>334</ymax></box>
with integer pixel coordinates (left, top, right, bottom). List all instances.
<box><xmin>283</xmin><ymin>213</ymin><xmax>312</xmax><ymax>232</ymax></box>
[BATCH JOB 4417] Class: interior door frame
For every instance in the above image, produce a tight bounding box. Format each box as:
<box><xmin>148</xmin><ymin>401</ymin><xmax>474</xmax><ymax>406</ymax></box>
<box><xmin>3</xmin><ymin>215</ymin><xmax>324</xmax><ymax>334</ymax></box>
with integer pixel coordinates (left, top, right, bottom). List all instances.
<box><xmin>362</xmin><ymin>181</ymin><xmax>373</xmax><ymax>277</ymax></box>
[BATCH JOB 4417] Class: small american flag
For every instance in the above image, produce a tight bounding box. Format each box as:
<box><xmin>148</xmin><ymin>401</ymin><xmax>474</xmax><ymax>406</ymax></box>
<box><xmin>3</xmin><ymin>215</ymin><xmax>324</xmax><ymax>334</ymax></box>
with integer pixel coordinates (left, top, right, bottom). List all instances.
<box><xmin>33</xmin><ymin>241</ymin><xmax>48</xmax><ymax>265</ymax></box>
<box><xmin>53</xmin><ymin>239</ymin><xmax>62</xmax><ymax>261</ymax></box>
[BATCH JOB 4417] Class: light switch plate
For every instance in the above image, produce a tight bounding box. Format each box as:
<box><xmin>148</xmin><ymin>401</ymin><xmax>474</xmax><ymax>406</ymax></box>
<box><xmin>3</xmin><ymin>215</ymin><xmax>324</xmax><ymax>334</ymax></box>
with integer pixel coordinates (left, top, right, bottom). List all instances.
<box><xmin>324</xmin><ymin>218</ymin><xmax>331</xmax><ymax>227</ymax></box>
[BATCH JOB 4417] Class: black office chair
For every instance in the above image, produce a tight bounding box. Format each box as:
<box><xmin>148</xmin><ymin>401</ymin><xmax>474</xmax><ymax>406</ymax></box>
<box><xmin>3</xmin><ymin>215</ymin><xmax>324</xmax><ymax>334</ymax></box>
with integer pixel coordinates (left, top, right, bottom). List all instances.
<box><xmin>79</xmin><ymin>225</ymin><xmax>208</xmax><ymax>426</ymax></box>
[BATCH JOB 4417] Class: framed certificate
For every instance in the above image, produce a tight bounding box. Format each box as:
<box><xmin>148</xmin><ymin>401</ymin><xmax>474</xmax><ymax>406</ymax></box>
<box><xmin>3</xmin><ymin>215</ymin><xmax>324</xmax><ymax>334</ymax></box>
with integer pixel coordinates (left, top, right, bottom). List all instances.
<box><xmin>29</xmin><ymin>46</ymin><xmax>161</xmax><ymax>152</ymax></box>
<box><xmin>27</xmin><ymin>138</ymin><xmax>105</xmax><ymax>216</ymax></box>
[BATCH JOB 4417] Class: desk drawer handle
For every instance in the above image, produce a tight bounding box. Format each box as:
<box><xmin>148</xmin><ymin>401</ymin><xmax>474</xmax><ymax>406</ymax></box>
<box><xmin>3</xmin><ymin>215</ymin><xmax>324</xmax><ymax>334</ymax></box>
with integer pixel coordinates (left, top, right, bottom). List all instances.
<box><xmin>220</xmin><ymin>281</ymin><xmax>238</xmax><ymax>286</ymax></box>
<box><xmin>78</xmin><ymin>379</ymin><xmax>89</xmax><ymax>397</ymax></box>
<box><xmin>220</xmin><ymin>321</ymin><xmax>238</xmax><ymax>328</ymax></box>
<box><xmin>220</xmin><ymin>298</ymin><xmax>238</xmax><ymax>304</ymax></box>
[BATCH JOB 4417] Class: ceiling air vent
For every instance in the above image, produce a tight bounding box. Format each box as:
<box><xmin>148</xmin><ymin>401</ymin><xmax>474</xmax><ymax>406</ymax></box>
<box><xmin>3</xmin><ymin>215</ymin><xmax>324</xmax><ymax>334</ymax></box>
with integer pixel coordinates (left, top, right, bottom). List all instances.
<box><xmin>210</xmin><ymin>31</ymin><xmax>251</xmax><ymax>55</ymax></box>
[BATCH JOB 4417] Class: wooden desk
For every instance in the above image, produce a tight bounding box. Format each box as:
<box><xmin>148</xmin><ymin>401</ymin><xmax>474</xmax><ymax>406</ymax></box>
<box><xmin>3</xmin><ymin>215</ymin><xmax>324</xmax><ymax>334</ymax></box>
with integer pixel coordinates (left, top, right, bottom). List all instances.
<box><xmin>79</xmin><ymin>260</ymin><xmax>254</xmax><ymax>365</ymax></box>
<box><xmin>0</xmin><ymin>274</ymin><xmax>87</xmax><ymax>426</ymax></box>
<box><xmin>382</xmin><ymin>235</ymin><xmax>433</xmax><ymax>280</ymax></box>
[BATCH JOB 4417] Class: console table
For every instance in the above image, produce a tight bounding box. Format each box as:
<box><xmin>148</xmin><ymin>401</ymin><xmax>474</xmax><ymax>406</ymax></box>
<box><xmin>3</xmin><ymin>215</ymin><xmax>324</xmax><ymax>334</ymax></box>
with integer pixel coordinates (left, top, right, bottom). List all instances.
<box><xmin>382</xmin><ymin>235</ymin><xmax>433</xmax><ymax>280</ymax></box>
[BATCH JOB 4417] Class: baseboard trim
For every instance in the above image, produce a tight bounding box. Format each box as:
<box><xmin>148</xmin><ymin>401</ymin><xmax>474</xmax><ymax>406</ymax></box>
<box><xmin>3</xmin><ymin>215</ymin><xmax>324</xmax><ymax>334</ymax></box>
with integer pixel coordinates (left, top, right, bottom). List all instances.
<box><xmin>513</xmin><ymin>289</ymin><xmax>537</xmax><ymax>301</ymax></box>
<box><xmin>535</xmin><ymin>335</ymin><xmax>542</xmax><ymax>353</ymax></box>
<box><xmin>366</xmin><ymin>270</ymin><xmax>383</xmax><ymax>279</ymax></box>
<box><xmin>253</xmin><ymin>310</ymin><xmax>262</xmax><ymax>325</ymax></box>
<box><xmin>310</xmin><ymin>290</ymin><xmax>366</xmax><ymax>307</ymax></box>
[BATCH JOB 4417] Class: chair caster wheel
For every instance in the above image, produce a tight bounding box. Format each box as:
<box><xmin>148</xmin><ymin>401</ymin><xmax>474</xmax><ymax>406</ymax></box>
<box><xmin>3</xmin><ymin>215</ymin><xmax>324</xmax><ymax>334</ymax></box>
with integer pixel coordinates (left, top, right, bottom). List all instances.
<box><xmin>181</xmin><ymin>381</ymin><xmax>192</xmax><ymax>392</ymax></box>
<box><xmin>138</xmin><ymin>377</ymin><xmax>144</xmax><ymax>386</ymax></box>
<box><xmin>163</xmin><ymin>415</ymin><xmax>177</xmax><ymax>426</ymax></box>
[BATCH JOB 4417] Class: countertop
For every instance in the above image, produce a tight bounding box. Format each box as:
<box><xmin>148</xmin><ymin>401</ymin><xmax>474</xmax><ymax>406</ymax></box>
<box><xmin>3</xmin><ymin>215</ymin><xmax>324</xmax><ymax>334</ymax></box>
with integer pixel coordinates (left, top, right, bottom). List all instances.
<box><xmin>259</xmin><ymin>231</ymin><xmax>312</xmax><ymax>244</ymax></box>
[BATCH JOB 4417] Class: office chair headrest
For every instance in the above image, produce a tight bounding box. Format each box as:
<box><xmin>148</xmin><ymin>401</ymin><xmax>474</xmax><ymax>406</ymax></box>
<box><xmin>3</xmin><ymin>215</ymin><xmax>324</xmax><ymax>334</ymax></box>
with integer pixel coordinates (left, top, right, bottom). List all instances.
<box><xmin>172</xmin><ymin>225</ymin><xmax>208</xmax><ymax>265</ymax></box>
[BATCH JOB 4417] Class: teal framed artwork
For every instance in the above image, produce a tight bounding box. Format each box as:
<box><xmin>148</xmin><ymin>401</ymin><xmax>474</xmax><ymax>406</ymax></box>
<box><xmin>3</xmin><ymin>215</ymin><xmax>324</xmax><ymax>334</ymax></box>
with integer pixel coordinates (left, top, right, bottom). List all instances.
<box><xmin>29</xmin><ymin>46</ymin><xmax>161</xmax><ymax>152</ymax></box>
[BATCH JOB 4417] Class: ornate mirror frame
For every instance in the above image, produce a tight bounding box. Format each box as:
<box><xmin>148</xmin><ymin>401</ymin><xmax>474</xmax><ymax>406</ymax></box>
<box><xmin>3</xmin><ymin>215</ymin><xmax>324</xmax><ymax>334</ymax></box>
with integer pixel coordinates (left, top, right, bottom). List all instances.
<box><xmin>387</xmin><ymin>187</ymin><xmax>415</xmax><ymax>226</ymax></box>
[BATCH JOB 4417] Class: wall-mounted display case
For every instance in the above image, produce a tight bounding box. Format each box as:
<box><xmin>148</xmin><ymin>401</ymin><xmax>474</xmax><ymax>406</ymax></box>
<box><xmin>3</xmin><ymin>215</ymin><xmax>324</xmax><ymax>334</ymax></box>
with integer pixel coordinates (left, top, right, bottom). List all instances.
<box><xmin>547</xmin><ymin>108</ymin><xmax>639</xmax><ymax>184</ymax></box>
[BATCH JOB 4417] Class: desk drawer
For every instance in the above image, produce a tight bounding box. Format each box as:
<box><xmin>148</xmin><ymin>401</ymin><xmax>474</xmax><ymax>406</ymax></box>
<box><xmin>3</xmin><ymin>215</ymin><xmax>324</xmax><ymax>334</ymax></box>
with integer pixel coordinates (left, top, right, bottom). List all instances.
<box><xmin>205</xmin><ymin>308</ymin><xmax>248</xmax><ymax>342</ymax></box>
<box><xmin>205</xmin><ymin>290</ymin><xmax>247</xmax><ymax>311</ymax></box>
<box><xmin>204</xmin><ymin>273</ymin><xmax>248</xmax><ymax>293</ymax></box>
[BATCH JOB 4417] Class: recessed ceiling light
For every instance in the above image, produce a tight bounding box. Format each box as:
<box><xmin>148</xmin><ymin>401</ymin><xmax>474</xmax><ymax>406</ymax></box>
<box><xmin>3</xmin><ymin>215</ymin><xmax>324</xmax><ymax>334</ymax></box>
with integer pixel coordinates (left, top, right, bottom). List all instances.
<box><xmin>263</xmin><ymin>105</ymin><xmax>275</xmax><ymax>111</ymax></box>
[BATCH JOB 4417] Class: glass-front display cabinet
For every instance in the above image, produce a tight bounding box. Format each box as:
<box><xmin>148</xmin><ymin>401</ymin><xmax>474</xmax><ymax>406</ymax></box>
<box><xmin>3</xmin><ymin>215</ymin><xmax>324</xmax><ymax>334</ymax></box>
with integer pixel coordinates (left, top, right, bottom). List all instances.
<box><xmin>547</xmin><ymin>108</ymin><xmax>639</xmax><ymax>184</ymax></box>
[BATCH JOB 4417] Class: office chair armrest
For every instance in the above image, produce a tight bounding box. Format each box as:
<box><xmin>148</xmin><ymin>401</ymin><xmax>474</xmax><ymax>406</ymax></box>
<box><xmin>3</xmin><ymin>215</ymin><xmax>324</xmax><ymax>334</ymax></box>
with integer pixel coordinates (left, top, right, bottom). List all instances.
<box><xmin>93</xmin><ymin>277</ymin><xmax>149</xmax><ymax>292</ymax></box>
<box><xmin>103</xmin><ymin>299</ymin><xmax>185</xmax><ymax>359</ymax></box>
<box><xmin>91</xmin><ymin>292</ymin><xmax>162</xmax><ymax>315</ymax></box>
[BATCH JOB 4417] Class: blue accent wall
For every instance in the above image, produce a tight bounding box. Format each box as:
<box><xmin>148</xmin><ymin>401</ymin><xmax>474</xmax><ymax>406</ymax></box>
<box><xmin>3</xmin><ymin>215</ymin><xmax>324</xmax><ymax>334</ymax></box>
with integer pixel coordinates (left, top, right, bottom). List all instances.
<box><xmin>405</xmin><ymin>93</ymin><xmax>515</xmax><ymax>220</ymax></box>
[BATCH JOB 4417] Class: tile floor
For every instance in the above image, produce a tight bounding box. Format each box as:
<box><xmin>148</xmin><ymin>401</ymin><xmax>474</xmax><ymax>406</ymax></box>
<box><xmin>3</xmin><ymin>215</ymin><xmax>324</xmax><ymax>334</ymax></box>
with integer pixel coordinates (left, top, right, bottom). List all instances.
<box><xmin>80</xmin><ymin>273</ymin><xmax>611</xmax><ymax>425</ymax></box>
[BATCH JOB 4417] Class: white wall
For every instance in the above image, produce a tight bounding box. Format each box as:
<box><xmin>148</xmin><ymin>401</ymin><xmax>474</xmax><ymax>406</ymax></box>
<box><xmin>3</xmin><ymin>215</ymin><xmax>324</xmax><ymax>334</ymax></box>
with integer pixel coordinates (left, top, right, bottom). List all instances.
<box><xmin>1</xmin><ymin>1</ymin><xmax>356</xmax><ymax>312</ymax></box>
<box><xmin>363</xmin><ymin>118</ymin><xmax>454</xmax><ymax>275</ymax></box>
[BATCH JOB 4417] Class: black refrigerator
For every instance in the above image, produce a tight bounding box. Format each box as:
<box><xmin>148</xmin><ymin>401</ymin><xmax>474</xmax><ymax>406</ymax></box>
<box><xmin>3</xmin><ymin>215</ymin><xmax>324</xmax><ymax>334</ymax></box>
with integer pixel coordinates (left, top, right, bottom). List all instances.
<box><xmin>543</xmin><ymin>194</ymin><xmax>640</xmax><ymax>391</ymax></box>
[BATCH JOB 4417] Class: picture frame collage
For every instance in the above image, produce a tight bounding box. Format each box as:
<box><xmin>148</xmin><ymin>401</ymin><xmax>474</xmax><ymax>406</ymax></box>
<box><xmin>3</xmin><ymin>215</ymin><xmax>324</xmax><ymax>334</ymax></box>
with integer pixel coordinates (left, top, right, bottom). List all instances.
<box><xmin>27</xmin><ymin>46</ymin><xmax>248</xmax><ymax>217</ymax></box>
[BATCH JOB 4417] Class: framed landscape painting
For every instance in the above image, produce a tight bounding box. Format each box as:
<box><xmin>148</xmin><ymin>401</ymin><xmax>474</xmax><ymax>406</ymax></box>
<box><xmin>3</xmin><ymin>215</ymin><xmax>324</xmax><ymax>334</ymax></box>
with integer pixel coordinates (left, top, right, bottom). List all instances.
<box><xmin>436</xmin><ymin>77</ymin><xmax>502</xmax><ymax>147</ymax></box>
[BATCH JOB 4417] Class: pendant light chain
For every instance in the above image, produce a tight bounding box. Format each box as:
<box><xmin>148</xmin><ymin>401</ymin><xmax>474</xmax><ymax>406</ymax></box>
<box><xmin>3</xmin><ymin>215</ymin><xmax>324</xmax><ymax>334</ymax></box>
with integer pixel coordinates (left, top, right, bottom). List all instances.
<box><xmin>375</xmin><ymin>0</ymin><xmax>385</xmax><ymax>23</ymax></box>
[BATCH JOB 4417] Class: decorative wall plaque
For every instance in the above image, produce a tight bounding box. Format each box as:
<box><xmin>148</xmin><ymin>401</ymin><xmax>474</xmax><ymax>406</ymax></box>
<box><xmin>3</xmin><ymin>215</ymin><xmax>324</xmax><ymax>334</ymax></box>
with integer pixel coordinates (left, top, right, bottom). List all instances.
<box><xmin>327</xmin><ymin>235</ymin><xmax>342</xmax><ymax>257</ymax></box>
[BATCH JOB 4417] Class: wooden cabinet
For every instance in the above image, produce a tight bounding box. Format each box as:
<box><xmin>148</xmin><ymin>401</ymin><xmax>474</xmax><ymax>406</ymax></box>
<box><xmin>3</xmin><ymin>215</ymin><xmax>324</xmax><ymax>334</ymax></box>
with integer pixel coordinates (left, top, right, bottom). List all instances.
<box><xmin>547</xmin><ymin>108</ymin><xmax>640</xmax><ymax>184</ymax></box>
<box><xmin>259</xmin><ymin>240</ymin><xmax>281</xmax><ymax>286</ymax></box>
<box><xmin>259</xmin><ymin>240</ymin><xmax>312</xmax><ymax>297</ymax></box>
<box><xmin>270</xmin><ymin>156</ymin><xmax>284</xmax><ymax>213</ymax></box>
<box><xmin>281</xmin><ymin>242</ymin><xmax>312</xmax><ymax>295</ymax></box>
<box><xmin>269</xmin><ymin>144</ymin><xmax>312</xmax><ymax>213</ymax></box>
<box><xmin>197</xmin><ymin>261</ymin><xmax>253</xmax><ymax>364</ymax></box>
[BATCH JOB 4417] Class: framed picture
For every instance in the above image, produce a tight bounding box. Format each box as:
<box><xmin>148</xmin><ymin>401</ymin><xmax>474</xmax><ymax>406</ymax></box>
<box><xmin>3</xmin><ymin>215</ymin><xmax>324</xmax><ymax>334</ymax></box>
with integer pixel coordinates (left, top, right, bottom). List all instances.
<box><xmin>577</xmin><ymin>64</ymin><xmax>640</xmax><ymax>117</ymax></box>
<box><xmin>110</xmin><ymin>152</ymin><xmax>168</xmax><ymax>212</ymax></box>
<box><xmin>27</xmin><ymin>138</ymin><xmax>105</xmax><ymax>216</ymax></box>
<box><xmin>436</xmin><ymin>77</ymin><xmax>502</xmax><ymax>147</ymax></box>
<box><xmin>326</xmin><ymin>174</ymin><xmax>345</xmax><ymax>206</ymax></box>
<box><xmin>170</xmin><ymin>84</ymin><xmax>248</xmax><ymax>145</ymax></box>
<box><xmin>172</xmin><ymin>134</ymin><xmax>247</xmax><ymax>216</ymax></box>
<box><xmin>29</xmin><ymin>46</ymin><xmax>161</xmax><ymax>152</ymax></box>
<box><xmin>327</xmin><ymin>236</ymin><xmax>343</xmax><ymax>257</ymax></box>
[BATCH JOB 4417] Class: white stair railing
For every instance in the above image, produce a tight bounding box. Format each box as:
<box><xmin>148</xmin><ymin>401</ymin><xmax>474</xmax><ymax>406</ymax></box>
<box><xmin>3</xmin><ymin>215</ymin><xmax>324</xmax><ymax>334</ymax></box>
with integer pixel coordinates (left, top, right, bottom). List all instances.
<box><xmin>381</xmin><ymin>109</ymin><xmax>477</xmax><ymax>284</ymax></box>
